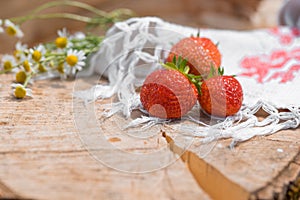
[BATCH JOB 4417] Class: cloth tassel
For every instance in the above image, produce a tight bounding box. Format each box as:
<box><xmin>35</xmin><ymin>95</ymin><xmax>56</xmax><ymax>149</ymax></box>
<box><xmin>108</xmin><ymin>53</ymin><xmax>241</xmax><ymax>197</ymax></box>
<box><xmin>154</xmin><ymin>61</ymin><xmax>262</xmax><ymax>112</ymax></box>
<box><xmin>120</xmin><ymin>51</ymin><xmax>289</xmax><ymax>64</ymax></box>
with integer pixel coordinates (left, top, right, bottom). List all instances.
<box><xmin>74</xmin><ymin>17</ymin><xmax>300</xmax><ymax>147</ymax></box>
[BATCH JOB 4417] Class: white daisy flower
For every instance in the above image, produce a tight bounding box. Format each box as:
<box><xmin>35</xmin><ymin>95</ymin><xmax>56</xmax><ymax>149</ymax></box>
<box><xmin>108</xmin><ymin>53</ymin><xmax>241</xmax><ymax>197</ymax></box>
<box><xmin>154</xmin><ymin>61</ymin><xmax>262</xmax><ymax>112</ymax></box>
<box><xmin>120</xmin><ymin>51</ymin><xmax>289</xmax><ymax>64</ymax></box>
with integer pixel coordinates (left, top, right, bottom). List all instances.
<box><xmin>22</xmin><ymin>59</ymin><xmax>33</xmax><ymax>72</ymax></box>
<box><xmin>58</xmin><ymin>27</ymin><xmax>68</xmax><ymax>37</ymax></box>
<box><xmin>65</xmin><ymin>49</ymin><xmax>86</xmax><ymax>75</ymax></box>
<box><xmin>1</xmin><ymin>54</ymin><xmax>17</xmax><ymax>72</ymax></box>
<box><xmin>55</xmin><ymin>28</ymin><xmax>71</xmax><ymax>48</ymax></box>
<box><xmin>14</xmin><ymin>41</ymin><xmax>28</xmax><ymax>61</ymax></box>
<box><xmin>4</xmin><ymin>19</ymin><xmax>23</xmax><ymax>38</ymax></box>
<box><xmin>0</xmin><ymin>19</ymin><xmax>4</xmax><ymax>33</ymax></box>
<box><xmin>56</xmin><ymin>62</ymin><xmax>67</xmax><ymax>80</ymax></box>
<box><xmin>15</xmin><ymin>70</ymin><xmax>27</xmax><ymax>84</ymax></box>
<box><xmin>29</xmin><ymin>44</ymin><xmax>46</xmax><ymax>62</ymax></box>
<box><xmin>70</xmin><ymin>32</ymin><xmax>86</xmax><ymax>40</ymax></box>
<box><xmin>11</xmin><ymin>83</ymin><xmax>32</xmax><ymax>99</ymax></box>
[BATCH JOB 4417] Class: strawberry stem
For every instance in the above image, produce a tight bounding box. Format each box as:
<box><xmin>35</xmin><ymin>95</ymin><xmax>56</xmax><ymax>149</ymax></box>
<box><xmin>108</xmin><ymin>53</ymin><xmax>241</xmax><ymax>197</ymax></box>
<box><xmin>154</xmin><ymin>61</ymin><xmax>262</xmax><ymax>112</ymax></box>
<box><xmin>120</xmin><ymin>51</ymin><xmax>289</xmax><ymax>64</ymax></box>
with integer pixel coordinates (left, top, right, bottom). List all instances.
<box><xmin>183</xmin><ymin>66</ymin><xmax>190</xmax><ymax>74</ymax></box>
<box><xmin>162</xmin><ymin>56</ymin><xmax>203</xmax><ymax>94</ymax></box>
<box><xmin>207</xmin><ymin>64</ymin><xmax>224</xmax><ymax>79</ymax></box>
<box><xmin>218</xmin><ymin>67</ymin><xmax>224</xmax><ymax>76</ymax></box>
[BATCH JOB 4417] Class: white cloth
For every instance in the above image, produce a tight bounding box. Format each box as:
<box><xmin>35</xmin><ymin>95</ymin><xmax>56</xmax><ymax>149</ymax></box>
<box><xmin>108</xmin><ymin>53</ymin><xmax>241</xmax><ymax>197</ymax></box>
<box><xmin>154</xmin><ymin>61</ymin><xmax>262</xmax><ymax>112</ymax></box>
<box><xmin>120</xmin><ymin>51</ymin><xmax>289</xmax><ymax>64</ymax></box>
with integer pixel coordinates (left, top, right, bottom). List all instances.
<box><xmin>75</xmin><ymin>17</ymin><xmax>300</xmax><ymax>146</ymax></box>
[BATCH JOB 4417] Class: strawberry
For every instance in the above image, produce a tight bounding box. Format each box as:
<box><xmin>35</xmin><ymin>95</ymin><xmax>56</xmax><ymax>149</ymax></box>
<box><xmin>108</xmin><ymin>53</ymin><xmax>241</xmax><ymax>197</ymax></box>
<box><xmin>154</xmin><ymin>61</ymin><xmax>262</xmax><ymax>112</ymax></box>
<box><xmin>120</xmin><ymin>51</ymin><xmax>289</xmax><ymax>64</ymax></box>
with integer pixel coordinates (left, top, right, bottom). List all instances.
<box><xmin>166</xmin><ymin>34</ymin><xmax>221</xmax><ymax>77</ymax></box>
<box><xmin>140</xmin><ymin>57</ymin><xmax>199</xmax><ymax>119</ymax></box>
<box><xmin>199</xmin><ymin>74</ymin><xmax>243</xmax><ymax>117</ymax></box>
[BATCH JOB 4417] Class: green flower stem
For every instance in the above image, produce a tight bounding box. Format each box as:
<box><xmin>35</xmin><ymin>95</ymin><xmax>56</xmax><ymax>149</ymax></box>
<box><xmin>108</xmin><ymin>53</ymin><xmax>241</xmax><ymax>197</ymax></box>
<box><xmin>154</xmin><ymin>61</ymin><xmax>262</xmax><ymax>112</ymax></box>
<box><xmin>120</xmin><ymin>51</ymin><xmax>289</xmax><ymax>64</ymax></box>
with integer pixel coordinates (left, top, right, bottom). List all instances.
<box><xmin>0</xmin><ymin>69</ymin><xmax>13</xmax><ymax>74</ymax></box>
<box><xmin>11</xmin><ymin>13</ymin><xmax>96</xmax><ymax>25</ymax></box>
<box><xmin>9</xmin><ymin>0</ymin><xmax>134</xmax><ymax>26</ymax></box>
<box><xmin>45</xmin><ymin>51</ymin><xmax>65</xmax><ymax>56</ymax></box>
<box><xmin>42</xmin><ymin>55</ymin><xmax>64</xmax><ymax>63</ymax></box>
<box><xmin>10</xmin><ymin>0</ymin><xmax>108</xmax><ymax>24</ymax></box>
<box><xmin>82</xmin><ymin>48</ymin><xmax>98</xmax><ymax>55</ymax></box>
<box><xmin>0</xmin><ymin>65</ymin><xmax>20</xmax><ymax>74</ymax></box>
<box><xmin>23</xmin><ymin>72</ymin><xmax>33</xmax><ymax>87</ymax></box>
<box><xmin>29</xmin><ymin>0</ymin><xmax>108</xmax><ymax>18</ymax></box>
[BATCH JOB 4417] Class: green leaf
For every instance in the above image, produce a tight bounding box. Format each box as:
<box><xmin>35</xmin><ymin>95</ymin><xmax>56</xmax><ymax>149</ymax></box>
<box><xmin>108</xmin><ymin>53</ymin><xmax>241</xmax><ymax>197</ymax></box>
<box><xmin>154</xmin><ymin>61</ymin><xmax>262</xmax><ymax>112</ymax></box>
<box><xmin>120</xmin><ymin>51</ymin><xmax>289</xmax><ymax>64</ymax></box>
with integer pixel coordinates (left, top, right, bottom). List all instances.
<box><xmin>207</xmin><ymin>64</ymin><xmax>216</xmax><ymax>79</ymax></box>
<box><xmin>181</xmin><ymin>59</ymin><xmax>187</xmax><ymax>69</ymax></box>
<box><xmin>218</xmin><ymin>67</ymin><xmax>224</xmax><ymax>76</ymax></box>
<box><xmin>172</xmin><ymin>55</ymin><xmax>176</xmax><ymax>64</ymax></box>
<box><xmin>161</xmin><ymin>62</ymin><xmax>176</xmax><ymax>70</ymax></box>
<box><xmin>196</xmin><ymin>29</ymin><xmax>200</xmax><ymax>37</ymax></box>
<box><xmin>162</xmin><ymin>55</ymin><xmax>204</xmax><ymax>95</ymax></box>
<box><xmin>183</xmin><ymin>66</ymin><xmax>190</xmax><ymax>74</ymax></box>
<box><xmin>177</xmin><ymin>56</ymin><xmax>182</xmax><ymax>68</ymax></box>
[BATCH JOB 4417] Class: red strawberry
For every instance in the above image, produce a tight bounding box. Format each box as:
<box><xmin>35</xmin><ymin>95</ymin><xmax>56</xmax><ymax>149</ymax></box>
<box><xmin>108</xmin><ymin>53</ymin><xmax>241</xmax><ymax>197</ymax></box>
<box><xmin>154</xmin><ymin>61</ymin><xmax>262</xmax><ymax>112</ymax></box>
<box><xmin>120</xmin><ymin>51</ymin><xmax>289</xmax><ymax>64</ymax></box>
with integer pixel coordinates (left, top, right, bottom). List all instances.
<box><xmin>199</xmin><ymin>75</ymin><xmax>243</xmax><ymax>117</ymax></box>
<box><xmin>140</xmin><ymin>57</ymin><xmax>198</xmax><ymax>119</ymax></box>
<box><xmin>166</xmin><ymin>35</ymin><xmax>221</xmax><ymax>77</ymax></box>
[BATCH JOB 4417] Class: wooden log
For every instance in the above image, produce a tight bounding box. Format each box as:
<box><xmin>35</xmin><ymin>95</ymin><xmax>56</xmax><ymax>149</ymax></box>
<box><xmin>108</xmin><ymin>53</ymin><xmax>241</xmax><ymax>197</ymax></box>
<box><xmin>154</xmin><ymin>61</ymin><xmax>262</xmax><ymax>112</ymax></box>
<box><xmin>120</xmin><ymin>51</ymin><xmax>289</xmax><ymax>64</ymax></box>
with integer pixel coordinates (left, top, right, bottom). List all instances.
<box><xmin>162</xmin><ymin>121</ymin><xmax>300</xmax><ymax>199</ymax></box>
<box><xmin>0</xmin><ymin>74</ymin><xmax>210</xmax><ymax>199</ymax></box>
<box><xmin>0</xmin><ymin>61</ymin><xmax>298</xmax><ymax>199</ymax></box>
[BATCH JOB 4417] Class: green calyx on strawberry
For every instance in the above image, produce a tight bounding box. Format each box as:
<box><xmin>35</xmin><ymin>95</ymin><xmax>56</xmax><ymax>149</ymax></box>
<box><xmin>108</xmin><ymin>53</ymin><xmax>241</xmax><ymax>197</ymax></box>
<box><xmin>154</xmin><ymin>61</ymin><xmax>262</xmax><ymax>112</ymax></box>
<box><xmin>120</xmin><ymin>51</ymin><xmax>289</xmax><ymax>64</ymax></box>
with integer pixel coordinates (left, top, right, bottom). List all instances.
<box><xmin>198</xmin><ymin>67</ymin><xmax>244</xmax><ymax>118</ymax></box>
<box><xmin>140</xmin><ymin>56</ymin><xmax>199</xmax><ymax>119</ymax></box>
<box><xmin>166</xmin><ymin>33</ymin><xmax>221</xmax><ymax>78</ymax></box>
<box><xmin>141</xmin><ymin>32</ymin><xmax>243</xmax><ymax>119</ymax></box>
<box><xmin>162</xmin><ymin>56</ymin><xmax>203</xmax><ymax>93</ymax></box>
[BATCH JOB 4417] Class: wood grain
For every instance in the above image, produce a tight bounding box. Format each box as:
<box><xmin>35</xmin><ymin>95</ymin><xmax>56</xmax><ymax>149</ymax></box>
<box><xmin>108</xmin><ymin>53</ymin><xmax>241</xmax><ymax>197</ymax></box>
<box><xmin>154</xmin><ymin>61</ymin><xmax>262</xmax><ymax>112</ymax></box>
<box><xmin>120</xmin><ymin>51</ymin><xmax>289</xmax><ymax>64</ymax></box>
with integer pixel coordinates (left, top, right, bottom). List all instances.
<box><xmin>0</xmin><ymin>74</ymin><xmax>210</xmax><ymax>200</ymax></box>
<box><xmin>163</xmin><ymin>121</ymin><xmax>300</xmax><ymax>199</ymax></box>
<box><xmin>0</xmin><ymin>50</ymin><xmax>298</xmax><ymax>199</ymax></box>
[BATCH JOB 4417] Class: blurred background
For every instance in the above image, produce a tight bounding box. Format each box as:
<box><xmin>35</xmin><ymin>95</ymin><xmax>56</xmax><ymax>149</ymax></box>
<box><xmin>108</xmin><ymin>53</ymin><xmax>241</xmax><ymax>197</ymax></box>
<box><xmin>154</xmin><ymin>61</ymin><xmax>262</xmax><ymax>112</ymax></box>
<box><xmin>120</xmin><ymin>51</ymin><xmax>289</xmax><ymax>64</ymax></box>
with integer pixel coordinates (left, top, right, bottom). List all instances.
<box><xmin>0</xmin><ymin>0</ymin><xmax>284</xmax><ymax>53</ymax></box>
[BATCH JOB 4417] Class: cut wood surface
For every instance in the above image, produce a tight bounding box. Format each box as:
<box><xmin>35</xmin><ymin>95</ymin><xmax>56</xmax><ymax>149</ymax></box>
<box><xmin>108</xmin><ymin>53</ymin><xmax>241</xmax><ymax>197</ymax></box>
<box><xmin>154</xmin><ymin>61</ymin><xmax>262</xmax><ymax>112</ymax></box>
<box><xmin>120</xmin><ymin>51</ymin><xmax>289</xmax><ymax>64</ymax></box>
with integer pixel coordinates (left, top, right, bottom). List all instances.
<box><xmin>0</xmin><ymin>74</ymin><xmax>209</xmax><ymax>200</ymax></box>
<box><xmin>163</xmin><ymin>119</ymin><xmax>300</xmax><ymax>199</ymax></box>
<box><xmin>1</xmin><ymin>73</ymin><xmax>299</xmax><ymax>200</ymax></box>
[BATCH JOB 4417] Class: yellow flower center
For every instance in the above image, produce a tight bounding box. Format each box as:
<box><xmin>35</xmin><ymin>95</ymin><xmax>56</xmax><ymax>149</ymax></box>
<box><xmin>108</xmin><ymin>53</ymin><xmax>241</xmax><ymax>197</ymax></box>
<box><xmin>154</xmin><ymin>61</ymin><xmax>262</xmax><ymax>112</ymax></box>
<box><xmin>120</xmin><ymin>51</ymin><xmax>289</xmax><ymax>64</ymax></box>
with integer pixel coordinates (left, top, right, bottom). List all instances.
<box><xmin>23</xmin><ymin>60</ymin><xmax>31</xmax><ymax>72</ymax></box>
<box><xmin>13</xmin><ymin>50</ymin><xmax>21</xmax><ymax>61</ymax></box>
<box><xmin>14</xmin><ymin>86</ymin><xmax>26</xmax><ymax>99</ymax></box>
<box><xmin>15</xmin><ymin>71</ymin><xmax>27</xmax><ymax>84</ymax></box>
<box><xmin>6</xmin><ymin>26</ymin><xmax>17</xmax><ymax>36</ymax></box>
<box><xmin>57</xmin><ymin>63</ymin><xmax>64</xmax><ymax>74</ymax></box>
<box><xmin>32</xmin><ymin>50</ymin><xmax>42</xmax><ymax>62</ymax></box>
<box><xmin>3</xmin><ymin>61</ymin><xmax>13</xmax><ymax>71</ymax></box>
<box><xmin>66</xmin><ymin>55</ymin><xmax>78</xmax><ymax>67</ymax></box>
<box><xmin>55</xmin><ymin>37</ymin><xmax>68</xmax><ymax>48</ymax></box>
<box><xmin>38</xmin><ymin>64</ymin><xmax>47</xmax><ymax>73</ymax></box>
